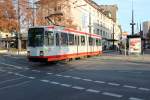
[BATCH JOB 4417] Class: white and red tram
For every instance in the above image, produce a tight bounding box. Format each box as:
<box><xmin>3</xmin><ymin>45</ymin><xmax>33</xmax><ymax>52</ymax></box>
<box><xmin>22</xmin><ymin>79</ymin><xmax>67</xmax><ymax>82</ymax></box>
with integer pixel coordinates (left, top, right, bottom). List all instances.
<box><xmin>27</xmin><ymin>26</ymin><xmax>102</xmax><ymax>62</ymax></box>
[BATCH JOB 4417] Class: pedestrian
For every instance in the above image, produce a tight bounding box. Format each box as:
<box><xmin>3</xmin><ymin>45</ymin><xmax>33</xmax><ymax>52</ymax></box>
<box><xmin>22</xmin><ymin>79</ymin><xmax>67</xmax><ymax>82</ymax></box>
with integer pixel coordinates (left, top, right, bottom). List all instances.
<box><xmin>118</xmin><ymin>43</ymin><xmax>122</xmax><ymax>54</ymax></box>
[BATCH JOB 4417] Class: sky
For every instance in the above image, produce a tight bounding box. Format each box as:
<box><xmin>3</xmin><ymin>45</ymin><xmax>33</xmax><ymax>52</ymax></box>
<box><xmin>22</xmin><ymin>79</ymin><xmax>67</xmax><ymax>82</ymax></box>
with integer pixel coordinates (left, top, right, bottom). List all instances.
<box><xmin>94</xmin><ymin>0</ymin><xmax>150</xmax><ymax>33</ymax></box>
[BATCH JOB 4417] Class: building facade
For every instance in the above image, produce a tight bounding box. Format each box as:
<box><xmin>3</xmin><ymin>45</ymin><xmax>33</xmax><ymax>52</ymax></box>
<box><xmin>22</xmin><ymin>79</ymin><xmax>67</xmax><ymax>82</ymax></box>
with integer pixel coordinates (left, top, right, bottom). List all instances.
<box><xmin>143</xmin><ymin>21</ymin><xmax>150</xmax><ymax>38</ymax></box>
<box><xmin>36</xmin><ymin>0</ymin><xmax>122</xmax><ymax>49</ymax></box>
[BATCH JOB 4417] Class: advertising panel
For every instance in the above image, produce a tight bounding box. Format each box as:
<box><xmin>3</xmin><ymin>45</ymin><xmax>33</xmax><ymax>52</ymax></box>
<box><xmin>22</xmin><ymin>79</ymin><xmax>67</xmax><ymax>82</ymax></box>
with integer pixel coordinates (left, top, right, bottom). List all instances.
<box><xmin>129</xmin><ymin>38</ymin><xmax>141</xmax><ymax>54</ymax></box>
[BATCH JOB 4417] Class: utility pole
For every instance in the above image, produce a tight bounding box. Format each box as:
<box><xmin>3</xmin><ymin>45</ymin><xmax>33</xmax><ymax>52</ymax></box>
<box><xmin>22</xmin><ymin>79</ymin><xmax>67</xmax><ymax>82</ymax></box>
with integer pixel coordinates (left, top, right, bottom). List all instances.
<box><xmin>17</xmin><ymin>0</ymin><xmax>21</xmax><ymax>54</ymax></box>
<box><xmin>130</xmin><ymin>0</ymin><xmax>135</xmax><ymax>35</ymax></box>
<box><xmin>27</xmin><ymin>0</ymin><xmax>37</xmax><ymax>26</ymax></box>
<box><xmin>89</xmin><ymin>12</ymin><xmax>92</xmax><ymax>33</ymax></box>
<box><xmin>112</xmin><ymin>24</ymin><xmax>115</xmax><ymax>49</ymax></box>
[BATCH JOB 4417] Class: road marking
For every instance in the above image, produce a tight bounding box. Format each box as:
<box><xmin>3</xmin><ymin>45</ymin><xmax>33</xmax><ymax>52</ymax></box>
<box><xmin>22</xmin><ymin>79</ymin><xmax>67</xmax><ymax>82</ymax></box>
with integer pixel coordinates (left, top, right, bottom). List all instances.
<box><xmin>86</xmin><ymin>89</ymin><xmax>100</xmax><ymax>93</ymax></box>
<box><xmin>8</xmin><ymin>72</ymin><xmax>13</xmax><ymax>74</ymax></box>
<box><xmin>108</xmin><ymin>82</ymin><xmax>120</xmax><ymax>86</ymax></box>
<box><xmin>0</xmin><ymin>77</ymin><xmax>24</xmax><ymax>84</ymax></box>
<box><xmin>60</xmin><ymin>84</ymin><xmax>71</xmax><ymax>87</ymax></box>
<box><xmin>94</xmin><ymin>81</ymin><xmax>106</xmax><ymax>84</ymax></box>
<box><xmin>72</xmin><ymin>77</ymin><xmax>81</xmax><ymax>80</ymax></box>
<box><xmin>72</xmin><ymin>86</ymin><xmax>85</xmax><ymax>90</ymax></box>
<box><xmin>24</xmin><ymin>68</ymin><xmax>29</xmax><ymax>70</ymax></box>
<box><xmin>102</xmin><ymin>92</ymin><xmax>123</xmax><ymax>98</ymax></box>
<box><xmin>41</xmin><ymin>80</ymin><xmax>49</xmax><ymax>83</ymax></box>
<box><xmin>0</xmin><ymin>69</ymin><xmax>6</xmax><ymax>72</ymax></box>
<box><xmin>0</xmin><ymin>63</ymin><xmax>22</xmax><ymax>69</ymax></box>
<box><xmin>123</xmin><ymin>85</ymin><xmax>137</xmax><ymax>89</ymax></box>
<box><xmin>50</xmin><ymin>81</ymin><xmax>60</xmax><ymax>85</ymax></box>
<box><xmin>129</xmin><ymin>97</ymin><xmax>144</xmax><ymax>100</ymax></box>
<box><xmin>63</xmin><ymin>75</ymin><xmax>72</xmax><ymax>78</ymax></box>
<box><xmin>55</xmin><ymin>74</ymin><xmax>63</xmax><ymax>77</ymax></box>
<box><xmin>47</xmin><ymin>72</ymin><xmax>53</xmax><ymax>75</ymax></box>
<box><xmin>82</xmin><ymin>79</ymin><xmax>92</xmax><ymax>82</ymax></box>
<box><xmin>28</xmin><ymin>77</ymin><xmax>35</xmax><ymax>79</ymax></box>
<box><xmin>32</xmin><ymin>70</ymin><xmax>41</xmax><ymax>73</ymax></box>
<box><xmin>0</xmin><ymin>81</ymin><xmax>30</xmax><ymax>90</ymax></box>
<box><xmin>138</xmin><ymin>87</ymin><xmax>150</xmax><ymax>91</ymax></box>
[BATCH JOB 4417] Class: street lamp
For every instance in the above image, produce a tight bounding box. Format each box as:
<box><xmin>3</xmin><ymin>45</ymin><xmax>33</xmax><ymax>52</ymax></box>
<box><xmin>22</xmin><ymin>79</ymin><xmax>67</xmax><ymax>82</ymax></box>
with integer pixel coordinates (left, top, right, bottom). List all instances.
<box><xmin>130</xmin><ymin>0</ymin><xmax>135</xmax><ymax>35</ymax></box>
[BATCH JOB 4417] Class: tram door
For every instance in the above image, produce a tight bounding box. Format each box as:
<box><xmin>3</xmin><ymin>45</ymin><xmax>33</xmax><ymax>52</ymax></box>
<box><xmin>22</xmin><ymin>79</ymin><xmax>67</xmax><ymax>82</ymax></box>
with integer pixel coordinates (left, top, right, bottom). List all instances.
<box><xmin>75</xmin><ymin>35</ymin><xmax>79</xmax><ymax>55</ymax></box>
<box><xmin>55</xmin><ymin>32</ymin><xmax>61</xmax><ymax>55</ymax></box>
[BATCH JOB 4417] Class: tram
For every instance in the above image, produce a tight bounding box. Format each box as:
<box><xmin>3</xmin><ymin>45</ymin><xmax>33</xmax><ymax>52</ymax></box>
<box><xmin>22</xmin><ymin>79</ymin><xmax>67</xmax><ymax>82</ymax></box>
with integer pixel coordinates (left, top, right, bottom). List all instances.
<box><xmin>27</xmin><ymin>26</ymin><xmax>102</xmax><ymax>62</ymax></box>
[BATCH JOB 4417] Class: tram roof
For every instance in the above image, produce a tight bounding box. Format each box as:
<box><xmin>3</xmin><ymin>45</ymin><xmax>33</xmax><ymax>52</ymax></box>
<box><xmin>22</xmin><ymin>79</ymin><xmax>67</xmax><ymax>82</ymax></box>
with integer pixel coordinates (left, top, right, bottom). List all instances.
<box><xmin>29</xmin><ymin>25</ymin><xmax>101</xmax><ymax>39</ymax></box>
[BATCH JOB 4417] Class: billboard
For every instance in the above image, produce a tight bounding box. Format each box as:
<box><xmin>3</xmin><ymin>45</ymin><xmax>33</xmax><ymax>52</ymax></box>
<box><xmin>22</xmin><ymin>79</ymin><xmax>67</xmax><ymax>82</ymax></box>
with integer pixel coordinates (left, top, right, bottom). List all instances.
<box><xmin>129</xmin><ymin>38</ymin><xmax>141</xmax><ymax>54</ymax></box>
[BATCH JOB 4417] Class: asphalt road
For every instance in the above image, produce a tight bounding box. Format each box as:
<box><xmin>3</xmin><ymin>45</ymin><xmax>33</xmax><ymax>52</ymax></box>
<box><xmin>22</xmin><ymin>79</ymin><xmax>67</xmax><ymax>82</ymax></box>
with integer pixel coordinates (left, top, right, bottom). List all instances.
<box><xmin>0</xmin><ymin>54</ymin><xmax>150</xmax><ymax>100</ymax></box>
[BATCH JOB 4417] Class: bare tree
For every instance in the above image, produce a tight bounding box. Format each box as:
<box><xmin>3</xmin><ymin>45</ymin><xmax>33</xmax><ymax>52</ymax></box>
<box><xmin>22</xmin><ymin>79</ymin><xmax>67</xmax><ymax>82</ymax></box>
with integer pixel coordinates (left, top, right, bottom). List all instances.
<box><xmin>0</xmin><ymin>0</ymin><xmax>18</xmax><ymax>32</ymax></box>
<box><xmin>36</xmin><ymin>0</ymin><xmax>77</xmax><ymax>29</ymax></box>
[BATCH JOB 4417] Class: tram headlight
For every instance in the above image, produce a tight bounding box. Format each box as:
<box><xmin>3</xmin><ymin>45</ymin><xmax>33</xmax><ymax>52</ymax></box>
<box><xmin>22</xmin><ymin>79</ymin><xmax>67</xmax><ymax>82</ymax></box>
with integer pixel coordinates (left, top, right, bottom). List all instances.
<box><xmin>40</xmin><ymin>51</ymin><xmax>44</xmax><ymax>56</ymax></box>
<box><xmin>27</xmin><ymin>51</ymin><xmax>30</xmax><ymax>56</ymax></box>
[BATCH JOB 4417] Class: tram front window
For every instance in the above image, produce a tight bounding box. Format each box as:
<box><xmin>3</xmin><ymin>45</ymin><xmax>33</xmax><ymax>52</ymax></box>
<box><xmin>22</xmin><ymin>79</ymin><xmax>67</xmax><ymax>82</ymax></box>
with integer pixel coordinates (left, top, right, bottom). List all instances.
<box><xmin>28</xmin><ymin>28</ymin><xmax>44</xmax><ymax>47</ymax></box>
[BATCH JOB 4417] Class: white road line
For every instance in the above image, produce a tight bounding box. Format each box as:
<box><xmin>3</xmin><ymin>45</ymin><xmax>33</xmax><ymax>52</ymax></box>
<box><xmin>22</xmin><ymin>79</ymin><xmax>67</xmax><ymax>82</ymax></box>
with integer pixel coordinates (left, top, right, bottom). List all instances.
<box><xmin>0</xmin><ymin>77</ymin><xmax>24</xmax><ymax>84</ymax></box>
<box><xmin>60</xmin><ymin>84</ymin><xmax>71</xmax><ymax>87</ymax></box>
<box><xmin>17</xmin><ymin>74</ymin><xmax>26</xmax><ymax>77</ymax></box>
<box><xmin>82</xmin><ymin>79</ymin><xmax>92</xmax><ymax>82</ymax></box>
<box><xmin>28</xmin><ymin>77</ymin><xmax>35</xmax><ymax>79</ymax></box>
<box><xmin>0</xmin><ymin>81</ymin><xmax>30</xmax><ymax>90</ymax></box>
<box><xmin>55</xmin><ymin>74</ymin><xmax>63</xmax><ymax>77</ymax></box>
<box><xmin>94</xmin><ymin>81</ymin><xmax>106</xmax><ymax>84</ymax></box>
<box><xmin>47</xmin><ymin>72</ymin><xmax>53</xmax><ymax>75</ymax></box>
<box><xmin>86</xmin><ymin>89</ymin><xmax>100</xmax><ymax>93</ymax></box>
<box><xmin>32</xmin><ymin>70</ymin><xmax>41</xmax><ymax>73</ymax></box>
<box><xmin>72</xmin><ymin>86</ymin><xmax>85</xmax><ymax>90</ymax></box>
<box><xmin>8</xmin><ymin>72</ymin><xmax>13</xmax><ymax>74</ymax></box>
<box><xmin>50</xmin><ymin>81</ymin><xmax>60</xmax><ymax>85</ymax></box>
<box><xmin>123</xmin><ymin>85</ymin><xmax>137</xmax><ymax>89</ymax></box>
<box><xmin>129</xmin><ymin>97</ymin><xmax>144</xmax><ymax>100</ymax></box>
<box><xmin>102</xmin><ymin>92</ymin><xmax>123</xmax><ymax>98</ymax></box>
<box><xmin>72</xmin><ymin>77</ymin><xmax>81</xmax><ymax>80</ymax></box>
<box><xmin>41</xmin><ymin>80</ymin><xmax>49</xmax><ymax>83</ymax></box>
<box><xmin>63</xmin><ymin>75</ymin><xmax>72</xmax><ymax>78</ymax></box>
<box><xmin>0</xmin><ymin>69</ymin><xmax>6</xmax><ymax>72</ymax></box>
<box><xmin>108</xmin><ymin>82</ymin><xmax>120</xmax><ymax>86</ymax></box>
<box><xmin>24</xmin><ymin>68</ymin><xmax>29</xmax><ymax>70</ymax></box>
<box><xmin>0</xmin><ymin>63</ymin><xmax>22</xmax><ymax>69</ymax></box>
<box><xmin>138</xmin><ymin>87</ymin><xmax>150</xmax><ymax>91</ymax></box>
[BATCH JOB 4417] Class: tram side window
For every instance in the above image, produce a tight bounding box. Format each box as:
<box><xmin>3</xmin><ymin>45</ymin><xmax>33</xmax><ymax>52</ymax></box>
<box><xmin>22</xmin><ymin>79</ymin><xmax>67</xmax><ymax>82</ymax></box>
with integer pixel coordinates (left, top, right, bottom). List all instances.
<box><xmin>61</xmin><ymin>32</ymin><xmax>68</xmax><ymax>46</ymax></box>
<box><xmin>44</xmin><ymin>31</ymin><xmax>54</xmax><ymax>46</ymax></box>
<box><xmin>89</xmin><ymin>37</ymin><xmax>93</xmax><ymax>46</ymax></box>
<box><xmin>56</xmin><ymin>33</ymin><xmax>60</xmax><ymax>46</ymax></box>
<box><xmin>96</xmin><ymin>39</ymin><xmax>102</xmax><ymax>46</ymax></box>
<box><xmin>93</xmin><ymin>38</ymin><xmax>96</xmax><ymax>46</ymax></box>
<box><xmin>68</xmin><ymin>34</ymin><xmax>74</xmax><ymax>45</ymax></box>
<box><xmin>75</xmin><ymin>35</ymin><xmax>80</xmax><ymax>45</ymax></box>
<box><xmin>81</xmin><ymin>35</ymin><xmax>85</xmax><ymax>46</ymax></box>
<box><xmin>99</xmin><ymin>39</ymin><xmax>102</xmax><ymax>46</ymax></box>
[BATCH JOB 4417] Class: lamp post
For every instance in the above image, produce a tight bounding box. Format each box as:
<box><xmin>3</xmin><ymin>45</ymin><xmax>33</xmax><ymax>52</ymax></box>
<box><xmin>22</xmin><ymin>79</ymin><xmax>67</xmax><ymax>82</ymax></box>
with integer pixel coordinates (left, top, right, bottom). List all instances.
<box><xmin>130</xmin><ymin>0</ymin><xmax>135</xmax><ymax>35</ymax></box>
<box><xmin>112</xmin><ymin>24</ymin><xmax>115</xmax><ymax>49</ymax></box>
<box><xmin>17</xmin><ymin>0</ymin><xmax>21</xmax><ymax>54</ymax></box>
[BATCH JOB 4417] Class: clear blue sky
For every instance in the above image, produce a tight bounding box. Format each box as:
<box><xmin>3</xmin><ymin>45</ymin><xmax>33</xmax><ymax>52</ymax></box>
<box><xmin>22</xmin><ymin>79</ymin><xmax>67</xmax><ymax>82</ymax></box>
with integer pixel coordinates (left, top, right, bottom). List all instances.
<box><xmin>94</xmin><ymin>0</ymin><xmax>150</xmax><ymax>33</ymax></box>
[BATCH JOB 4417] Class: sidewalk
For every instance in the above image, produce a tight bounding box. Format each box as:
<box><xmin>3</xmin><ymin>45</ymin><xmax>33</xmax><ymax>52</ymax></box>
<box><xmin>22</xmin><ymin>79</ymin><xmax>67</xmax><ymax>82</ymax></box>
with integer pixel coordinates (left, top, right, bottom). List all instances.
<box><xmin>0</xmin><ymin>49</ymin><xmax>27</xmax><ymax>56</ymax></box>
<box><xmin>101</xmin><ymin>49</ymin><xmax>150</xmax><ymax>63</ymax></box>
